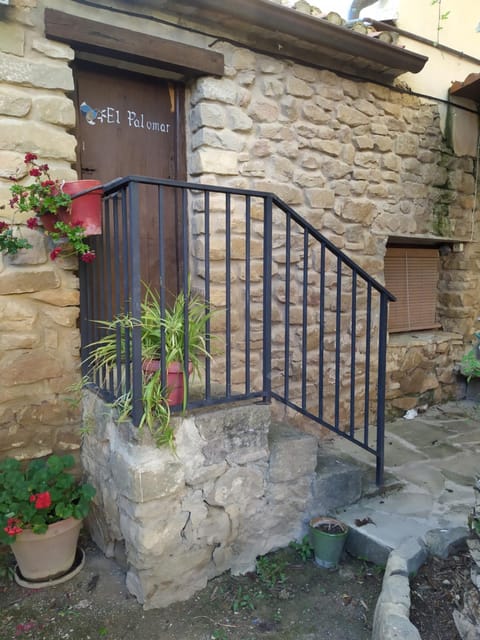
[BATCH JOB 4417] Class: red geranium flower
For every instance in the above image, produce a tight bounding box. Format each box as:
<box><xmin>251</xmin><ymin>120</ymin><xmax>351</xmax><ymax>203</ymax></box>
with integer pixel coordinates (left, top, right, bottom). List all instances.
<box><xmin>32</xmin><ymin>491</ymin><xmax>52</xmax><ymax>510</ymax></box>
<box><xmin>80</xmin><ymin>250</ymin><xmax>96</xmax><ymax>263</ymax></box>
<box><xmin>50</xmin><ymin>247</ymin><xmax>63</xmax><ymax>260</ymax></box>
<box><xmin>26</xmin><ymin>217</ymin><xmax>39</xmax><ymax>229</ymax></box>
<box><xmin>24</xmin><ymin>152</ymin><xmax>37</xmax><ymax>163</ymax></box>
<box><xmin>4</xmin><ymin>517</ymin><xmax>23</xmax><ymax>536</ymax></box>
<box><xmin>29</xmin><ymin>168</ymin><xmax>41</xmax><ymax>177</ymax></box>
<box><xmin>0</xmin><ymin>221</ymin><xmax>9</xmax><ymax>232</ymax></box>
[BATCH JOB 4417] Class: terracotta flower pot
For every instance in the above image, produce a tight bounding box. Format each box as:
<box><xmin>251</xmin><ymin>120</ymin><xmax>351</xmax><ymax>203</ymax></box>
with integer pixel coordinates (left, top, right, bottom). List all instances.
<box><xmin>10</xmin><ymin>517</ymin><xmax>82</xmax><ymax>582</ymax></box>
<box><xmin>60</xmin><ymin>180</ymin><xmax>103</xmax><ymax>235</ymax></box>
<box><xmin>142</xmin><ymin>360</ymin><xmax>194</xmax><ymax>406</ymax></box>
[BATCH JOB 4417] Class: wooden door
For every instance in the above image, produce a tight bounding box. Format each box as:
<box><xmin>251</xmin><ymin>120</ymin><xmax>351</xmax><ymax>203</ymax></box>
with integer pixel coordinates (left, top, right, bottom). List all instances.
<box><xmin>75</xmin><ymin>63</ymin><xmax>185</xmax><ymax>294</ymax></box>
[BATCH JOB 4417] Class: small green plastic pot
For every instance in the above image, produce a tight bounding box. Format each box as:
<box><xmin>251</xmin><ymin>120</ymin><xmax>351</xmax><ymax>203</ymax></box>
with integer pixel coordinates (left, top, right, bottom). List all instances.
<box><xmin>309</xmin><ymin>516</ymin><xmax>349</xmax><ymax>569</ymax></box>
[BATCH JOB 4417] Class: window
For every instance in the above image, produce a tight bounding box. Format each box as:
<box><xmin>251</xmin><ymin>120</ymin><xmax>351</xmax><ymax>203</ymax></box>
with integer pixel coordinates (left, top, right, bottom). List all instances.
<box><xmin>384</xmin><ymin>246</ymin><xmax>441</xmax><ymax>332</ymax></box>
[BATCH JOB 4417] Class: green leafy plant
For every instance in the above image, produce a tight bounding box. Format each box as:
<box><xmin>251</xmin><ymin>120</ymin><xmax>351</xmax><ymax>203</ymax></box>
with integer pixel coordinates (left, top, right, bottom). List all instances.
<box><xmin>460</xmin><ymin>347</ymin><xmax>480</xmax><ymax>381</ymax></box>
<box><xmin>48</xmin><ymin>220</ymin><xmax>95</xmax><ymax>263</ymax></box>
<box><xmin>289</xmin><ymin>535</ymin><xmax>314</xmax><ymax>562</ymax></box>
<box><xmin>0</xmin><ymin>454</ymin><xmax>95</xmax><ymax>544</ymax></box>
<box><xmin>256</xmin><ymin>554</ymin><xmax>287</xmax><ymax>589</ymax></box>
<box><xmin>231</xmin><ymin>586</ymin><xmax>255</xmax><ymax>613</ymax></box>
<box><xmin>0</xmin><ymin>220</ymin><xmax>32</xmax><ymax>255</ymax></box>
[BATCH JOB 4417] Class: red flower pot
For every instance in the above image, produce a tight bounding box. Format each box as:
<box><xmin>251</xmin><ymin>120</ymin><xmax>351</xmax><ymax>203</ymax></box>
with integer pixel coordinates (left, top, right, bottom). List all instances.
<box><xmin>60</xmin><ymin>180</ymin><xmax>103</xmax><ymax>236</ymax></box>
<box><xmin>142</xmin><ymin>360</ymin><xmax>194</xmax><ymax>407</ymax></box>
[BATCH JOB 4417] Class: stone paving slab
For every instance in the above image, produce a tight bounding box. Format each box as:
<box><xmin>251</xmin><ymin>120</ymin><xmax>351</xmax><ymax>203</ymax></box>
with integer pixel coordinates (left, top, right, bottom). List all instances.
<box><xmin>326</xmin><ymin>401</ymin><xmax>479</xmax><ymax>560</ymax></box>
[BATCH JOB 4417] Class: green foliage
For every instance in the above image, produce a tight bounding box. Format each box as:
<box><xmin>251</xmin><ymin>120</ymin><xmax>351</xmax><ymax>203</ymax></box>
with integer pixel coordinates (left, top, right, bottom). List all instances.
<box><xmin>0</xmin><ymin>222</ymin><xmax>32</xmax><ymax>255</ymax></box>
<box><xmin>0</xmin><ymin>454</ymin><xmax>95</xmax><ymax>544</ymax></box>
<box><xmin>48</xmin><ymin>220</ymin><xmax>93</xmax><ymax>261</ymax></box>
<box><xmin>460</xmin><ymin>348</ymin><xmax>480</xmax><ymax>382</ymax></box>
<box><xmin>256</xmin><ymin>553</ymin><xmax>287</xmax><ymax>589</ymax></box>
<box><xmin>289</xmin><ymin>535</ymin><xmax>314</xmax><ymax>562</ymax></box>
<box><xmin>231</xmin><ymin>586</ymin><xmax>255</xmax><ymax>613</ymax></box>
<box><xmin>211</xmin><ymin>630</ymin><xmax>228</xmax><ymax>640</ymax></box>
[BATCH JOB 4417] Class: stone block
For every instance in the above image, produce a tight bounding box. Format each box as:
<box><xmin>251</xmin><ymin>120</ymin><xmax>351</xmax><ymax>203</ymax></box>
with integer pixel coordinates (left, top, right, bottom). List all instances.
<box><xmin>191</xmin><ymin>127</ymin><xmax>245</xmax><ymax>152</ymax></box>
<box><xmin>248</xmin><ymin>100</ymin><xmax>280</xmax><ymax>122</ymax></box>
<box><xmin>0</xmin><ymin>264</ymin><xmax>57</xmax><ymax>297</ymax></box>
<box><xmin>337</xmin><ymin>104</ymin><xmax>369</xmax><ymax>126</ymax></box>
<box><xmin>196</xmin><ymin>404</ymin><xmax>270</xmax><ymax>465</ymax></box>
<box><xmin>0</xmin><ymin>52</ymin><xmax>74</xmax><ymax>90</ymax></box>
<box><xmin>31</xmin><ymin>38</ymin><xmax>74</xmax><ymax>60</ymax></box>
<box><xmin>0</xmin><ymin>23</ymin><xmax>25</xmax><ymax>56</ymax></box>
<box><xmin>207</xmin><ymin>465</ymin><xmax>265</xmax><ymax>506</ymax></box>
<box><xmin>8</xmin><ymin>228</ymin><xmax>47</xmax><ymax>265</ymax></box>
<box><xmin>33</xmin><ymin>95</ymin><xmax>76</xmax><ymax>126</ymax></box>
<box><xmin>286</xmin><ymin>76</ymin><xmax>314</xmax><ymax>98</ymax></box>
<box><xmin>191</xmin><ymin>78</ymin><xmax>237</xmax><ymax>105</ymax></box>
<box><xmin>425</xmin><ymin>527</ymin><xmax>469</xmax><ymax>559</ymax></box>
<box><xmin>305</xmin><ymin>188</ymin><xmax>335</xmax><ymax>209</ymax></box>
<box><xmin>190</xmin><ymin>103</ymin><xmax>225</xmax><ymax>131</ymax></box>
<box><xmin>190</xmin><ymin>148</ymin><xmax>237</xmax><ymax>175</ymax></box>
<box><xmin>111</xmin><ymin>447</ymin><xmax>185</xmax><ymax>503</ymax></box>
<box><xmin>312</xmin><ymin>454</ymin><xmax>363</xmax><ymax>512</ymax></box>
<box><xmin>268</xmin><ymin>422</ymin><xmax>317</xmax><ymax>482</ymax></box>
<box><xmin>0</xmin><ymin>118</ymin><xmax>76</xmax><ymax>160</ymax></box>
<box><xmin>0</xmin><ymin>87</ymin><xmax>31</xmax><ymax>117</ymax></box>
<box><xmin>0</xmin><ymin>349</ymin><xmax>63</xmax><ymax>386</ymax></box>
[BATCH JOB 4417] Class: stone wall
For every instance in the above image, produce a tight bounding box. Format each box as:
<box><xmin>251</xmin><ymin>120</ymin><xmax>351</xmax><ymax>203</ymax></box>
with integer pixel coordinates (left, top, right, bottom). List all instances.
<box><xmin>187</xmin><ymin>43</ymin><xmax>480</xmax><ymax>415</ymax></box>
<box><xmin>386</xmin><ymin>332</ymin><xmax>465</xmax><ymax>418</ymax></box>
<box><xmin>81</xmin><ymin>393</ymin><xmax>322</xmax><ymax>609</ymax></box>
<box><xmin>0</xmin><ymin>3</ymin><xmax>82</xmax><ymax>459</ymax></box>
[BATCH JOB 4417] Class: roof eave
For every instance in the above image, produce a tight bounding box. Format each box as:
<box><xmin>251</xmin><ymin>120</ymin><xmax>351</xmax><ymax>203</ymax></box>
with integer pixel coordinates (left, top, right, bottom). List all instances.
<box><xmin>167</xmin><ymin>0</ymin><xmax>428</xmax><ymax>77</ymax></box>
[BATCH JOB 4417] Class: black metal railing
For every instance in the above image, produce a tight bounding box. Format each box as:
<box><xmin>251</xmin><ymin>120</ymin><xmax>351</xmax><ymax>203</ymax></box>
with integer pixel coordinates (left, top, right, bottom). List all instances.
<box><xmin>79</xmin><ymin>176</ymin><xmax>394</xmax><ymax>485</ymax></box>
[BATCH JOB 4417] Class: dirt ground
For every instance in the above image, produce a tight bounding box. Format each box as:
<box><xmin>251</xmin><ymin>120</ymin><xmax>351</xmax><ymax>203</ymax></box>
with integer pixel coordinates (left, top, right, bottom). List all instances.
<box><xmin>0</xmin><ymin>536</ymin><xmax>383</xmax><ymax>640</ymax></box>
<box><xmin>410</xmin><ymin>546</ymin><xmax>472</xmax><ymax>640</ymax></box>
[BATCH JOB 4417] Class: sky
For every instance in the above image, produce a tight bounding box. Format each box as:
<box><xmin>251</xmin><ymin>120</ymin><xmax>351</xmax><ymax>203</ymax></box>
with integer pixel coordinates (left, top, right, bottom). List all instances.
<box><xmin>305</xmin><ymin>0</ymin><xmax>352</xmax><ymax>17</ymax></box>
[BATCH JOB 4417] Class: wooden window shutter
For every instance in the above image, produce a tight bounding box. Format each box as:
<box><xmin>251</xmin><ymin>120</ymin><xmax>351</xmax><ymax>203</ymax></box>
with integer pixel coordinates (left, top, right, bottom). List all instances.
<box><xmin>385</xmin><ymin>247</ymin><xmax>440</xmax><ymax>332</ymax></box>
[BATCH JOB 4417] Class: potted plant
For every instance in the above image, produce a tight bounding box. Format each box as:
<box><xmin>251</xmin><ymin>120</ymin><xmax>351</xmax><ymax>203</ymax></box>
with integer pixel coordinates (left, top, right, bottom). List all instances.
<box><xmin>0</xmin><ymin>454</ymin><xmax>95</xmax><ymax>585</ymax></box>
<box><xmin>308</xmin><ymin>516</ymin><xmax>349</xmax><ymax>569</ymax></box>
<box><xmin>86</xmin><ymin>284</ymin><xmax>215</xmax><ymax>446</ymax></box>
<box><xmin>1</xmin><ymin>152</ymin><xmax>100</xmax><ymax>263</ymax></box>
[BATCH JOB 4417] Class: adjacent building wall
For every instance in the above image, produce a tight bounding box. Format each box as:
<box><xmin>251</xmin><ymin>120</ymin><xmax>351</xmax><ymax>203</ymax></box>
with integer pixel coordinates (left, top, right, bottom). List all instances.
<box><xmin>0</xmin><ymin>3</ymin><xmax>82</xmax><ymax>458</ymax></box>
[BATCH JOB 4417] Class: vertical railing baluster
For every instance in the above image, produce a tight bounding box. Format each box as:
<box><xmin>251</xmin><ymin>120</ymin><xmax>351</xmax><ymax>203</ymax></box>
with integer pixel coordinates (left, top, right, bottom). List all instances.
<box><xmin>318</xmin><ymin>243</ymin><xmax>325</xmax><ymax>419</ymax></box>
<box><xmin>364</xmin><ymin>283</ymin><xmax>372</xmax><ymax>442</ymax></box>
<box><xmin>376</xmin><ymin>293</ymin><xmax>389</xmax><ymax>487</ymax></box>
<box><xmin>129</xmin><ymin>181</ymin><xmax>143</xmax><ymax>426</ymax></box>
<box><xmin>225</xmin><ymin>192</ymin><xmax>232</xmax><ymax>398</ymax></box>
<box><xmin>181</xmin><ymin>187</ymin><xmax>189</xmax><ymax>405</ymax></box>
<box><xmin>245</xmin><ymin>195</ymin><xmax>251</xmax><ymax>396</ymax></box>
<box><xmin>301</xmin><ymin>229</ymin><xmax>308</xmax><ymax>410</ymax></box>
<box><xmin>262</xmin><ymin>196</ymin><xmax>273</xmax><ymax>403</ymax></box>
<box><xmin>158</xmin><ymin>186</ymin><xmax>166</xmax><ymax>393</ymax></box>
<box><xmin>204</xmin><ymin>190</ymin><xmax>211</xmax><ymax>400</ymax></box>
<box><xmin>334</xmin><ymin>256</ymin><xmax>342</xmax><ymax>430</ymax></box>
<box><xmin>284</xmin><ymin>214</ymin><xmax>291</xmax><ymax>403</ymax></box>
<box><xmin>121</xmin><ymin>187</ymin><xmax>131</xmax><ymax>398</ymax></box>
<box><xmin>349</xmin><ymin>271</ymin><xmax>357</xmax><ymax>437</ymax></box>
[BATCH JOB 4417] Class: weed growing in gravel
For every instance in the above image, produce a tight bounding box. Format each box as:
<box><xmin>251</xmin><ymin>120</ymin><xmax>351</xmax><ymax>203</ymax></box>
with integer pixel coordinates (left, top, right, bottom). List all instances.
<box><xmin>256</xmin><ymin>553</ymin><xmax>287</xmax><ymax>588</ymax></box>
<box><xmin>289</xmin><ymin>535</ymin><xmax>314</xmax><ymax>562</ymax></box>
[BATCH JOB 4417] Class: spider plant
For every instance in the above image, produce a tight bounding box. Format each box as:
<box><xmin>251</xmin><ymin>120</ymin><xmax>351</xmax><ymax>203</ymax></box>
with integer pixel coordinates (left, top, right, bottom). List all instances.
<box><xmin>85</xmin><ymin>284</ymin><xmax>215</xmax><ymax>447</ymax></box>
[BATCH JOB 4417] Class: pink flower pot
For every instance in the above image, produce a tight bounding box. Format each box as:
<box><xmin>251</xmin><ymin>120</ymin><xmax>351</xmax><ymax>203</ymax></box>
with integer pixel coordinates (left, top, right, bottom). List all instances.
<box><xmin>10</xmin><ymin>517</ymin><xmax>82</xmax><ymax>582</ymax></box>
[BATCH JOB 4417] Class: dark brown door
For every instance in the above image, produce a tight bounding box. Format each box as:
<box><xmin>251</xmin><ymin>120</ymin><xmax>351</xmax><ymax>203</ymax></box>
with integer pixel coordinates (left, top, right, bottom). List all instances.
<box><xmin>75</xmin><ymin>63</ymin><xmax>185</xmax><ymax>294</ymax></box>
